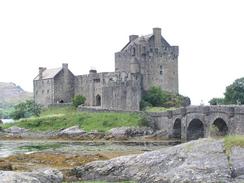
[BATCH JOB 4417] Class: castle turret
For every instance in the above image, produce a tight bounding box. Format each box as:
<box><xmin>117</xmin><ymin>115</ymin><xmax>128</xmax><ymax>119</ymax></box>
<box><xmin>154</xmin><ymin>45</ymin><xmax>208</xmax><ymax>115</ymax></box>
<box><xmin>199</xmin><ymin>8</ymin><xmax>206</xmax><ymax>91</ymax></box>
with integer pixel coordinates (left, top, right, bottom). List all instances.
<box><xmin>153</xmin><ymin>27</ymin><xmax>162</xmax><ymax>48</ymax></box>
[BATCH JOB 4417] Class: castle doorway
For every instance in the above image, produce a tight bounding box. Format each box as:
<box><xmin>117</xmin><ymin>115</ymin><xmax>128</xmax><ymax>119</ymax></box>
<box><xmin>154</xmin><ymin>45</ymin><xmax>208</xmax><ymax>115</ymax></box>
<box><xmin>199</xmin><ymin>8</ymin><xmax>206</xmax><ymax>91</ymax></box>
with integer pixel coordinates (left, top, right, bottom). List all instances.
<box><xmin>172</xmin><ymin>118</ymin><xmax>181</xmax><ymax>139</ymax></box>
<box><xmin>211</xmin><ymin>118</ymin><xmax>228</xmax><ymax>136</ymax></box>
<box><xmin>96</xmin><ymin>95</ymin><xmax>101</xmax><ymax>106</ymax></box>
<box><xmin>187</xmin><ymin>119</ymin><xmax>204</xmax><ymax>141</ymax></box>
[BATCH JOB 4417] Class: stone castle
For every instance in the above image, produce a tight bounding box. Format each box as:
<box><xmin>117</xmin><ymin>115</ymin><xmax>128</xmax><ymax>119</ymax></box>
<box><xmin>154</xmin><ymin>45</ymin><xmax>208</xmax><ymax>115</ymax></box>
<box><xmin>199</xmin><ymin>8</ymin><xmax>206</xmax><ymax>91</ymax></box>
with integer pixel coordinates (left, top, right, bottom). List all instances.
<box><xmin>33</xmin><ymin>28</ymin><xmax>179</xmax><ymax>111</ymax></box>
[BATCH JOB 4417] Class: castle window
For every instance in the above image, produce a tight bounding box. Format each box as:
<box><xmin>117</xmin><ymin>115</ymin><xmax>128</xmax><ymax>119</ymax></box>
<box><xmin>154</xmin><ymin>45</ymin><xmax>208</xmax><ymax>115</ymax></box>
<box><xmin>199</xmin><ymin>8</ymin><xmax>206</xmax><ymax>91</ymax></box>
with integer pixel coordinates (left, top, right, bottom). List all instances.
<box><xmin>94</xmin><ymin>78</ymin><xmax>100</xmax><ymax>83</ymax></box>
<box><xmin>160</xmin><ymin>71</ymin><xmax>163</xmax><ymax>75</ymax></box>
<box><xmin>47</xmin><ymin>90</ymin><xmax>49</xmax><ymax>94</ymax></box>
<box><xmin>132</xmin><ymin>47</ymin><xmax>136</xmax><ymax>56</ymax></box>
<box><xmin>160</xmin><ymin>65</ymin><xmax>163</xmax><ymax>69</ymax></box>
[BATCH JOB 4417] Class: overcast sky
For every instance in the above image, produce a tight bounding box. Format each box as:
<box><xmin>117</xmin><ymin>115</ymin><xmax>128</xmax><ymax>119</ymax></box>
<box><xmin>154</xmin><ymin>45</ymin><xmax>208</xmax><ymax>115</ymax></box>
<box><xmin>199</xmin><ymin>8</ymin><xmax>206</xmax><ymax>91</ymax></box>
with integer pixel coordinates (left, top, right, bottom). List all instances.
<box><xmin>0</xmin><ymin>0</ymin><xmax>244</xmax><ymax>105</ymax></box>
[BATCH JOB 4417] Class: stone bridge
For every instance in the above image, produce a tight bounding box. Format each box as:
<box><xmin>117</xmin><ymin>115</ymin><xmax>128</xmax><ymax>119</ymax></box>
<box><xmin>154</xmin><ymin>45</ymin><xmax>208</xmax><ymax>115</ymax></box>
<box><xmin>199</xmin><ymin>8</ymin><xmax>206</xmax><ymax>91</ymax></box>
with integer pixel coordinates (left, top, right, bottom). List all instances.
<box><xmin>149</xmin><ymin>105</ymin><xmax>244</xmax><ymax>140</ymax></box>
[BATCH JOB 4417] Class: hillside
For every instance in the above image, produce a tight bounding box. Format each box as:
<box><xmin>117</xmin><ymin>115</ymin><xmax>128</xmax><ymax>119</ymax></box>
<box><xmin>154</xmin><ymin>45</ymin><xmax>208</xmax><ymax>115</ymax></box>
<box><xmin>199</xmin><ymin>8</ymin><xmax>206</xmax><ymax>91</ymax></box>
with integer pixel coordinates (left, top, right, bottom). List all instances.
<box><xmin>0</xmin><ymin>82</ymin><xmax>32</xmax><ymax>109</ymax></box>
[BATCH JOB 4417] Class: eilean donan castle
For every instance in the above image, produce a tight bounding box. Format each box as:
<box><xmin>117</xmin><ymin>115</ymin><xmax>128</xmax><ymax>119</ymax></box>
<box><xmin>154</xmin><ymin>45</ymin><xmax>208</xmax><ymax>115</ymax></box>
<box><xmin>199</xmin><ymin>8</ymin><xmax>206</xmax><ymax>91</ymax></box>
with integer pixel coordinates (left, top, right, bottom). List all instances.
<box><xmin>33</xmin><ymin>28</ymin><xmax>179</xmax><ymax>111</ymax></box>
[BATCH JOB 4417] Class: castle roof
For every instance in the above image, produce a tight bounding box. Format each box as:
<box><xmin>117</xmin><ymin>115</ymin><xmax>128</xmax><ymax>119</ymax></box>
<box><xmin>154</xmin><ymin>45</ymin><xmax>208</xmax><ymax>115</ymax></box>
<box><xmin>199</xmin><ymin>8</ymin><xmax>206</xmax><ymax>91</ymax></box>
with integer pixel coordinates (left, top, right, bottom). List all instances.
<box><xmin>34</xmin><ymin>67</ymin><xmax>62</xmax><ymax>80</ymax></box>
<box><xmin>121</xmin><ymin>34</ymin><xmax>171</xmax><ymax>51</ymax></box>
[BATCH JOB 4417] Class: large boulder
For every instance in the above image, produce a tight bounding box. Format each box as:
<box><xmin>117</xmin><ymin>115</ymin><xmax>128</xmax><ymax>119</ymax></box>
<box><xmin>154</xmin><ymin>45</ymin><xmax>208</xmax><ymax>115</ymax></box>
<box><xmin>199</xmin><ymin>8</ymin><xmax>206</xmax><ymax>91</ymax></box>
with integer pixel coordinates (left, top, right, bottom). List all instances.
<box><xmin>4</xmin><ymin>126</ymin><xmax>29</xmax><ymax>134</ymax></box>
<box><xmin>58</xmin><ymin>126</ymin><xmax>85</xmax><ymax>137</ymax></box>
<box><xmin>0</xmin><ymin>168</ymin><xmax>63</xmax><ymax>183</ymax></box>
<box><xmin>107</xmin><ymin>127</ymin><xmax>153</xmax><ymax>139</ymax></box>
<box><xmin>72</xmin><ymin>139</ymin><xmax>244</xmax><ymax>182</ymax></box>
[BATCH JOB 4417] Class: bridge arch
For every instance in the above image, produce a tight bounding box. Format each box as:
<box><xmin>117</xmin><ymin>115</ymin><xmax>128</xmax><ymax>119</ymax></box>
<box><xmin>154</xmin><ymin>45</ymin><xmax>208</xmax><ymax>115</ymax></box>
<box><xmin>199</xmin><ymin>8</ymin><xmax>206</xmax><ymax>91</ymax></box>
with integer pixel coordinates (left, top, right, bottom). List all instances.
<box><xmin>211</xmin><ymin>118</ymin><xmax>228</xmax><ymax>136</ymax></box>
<box><xmin>172</xmin><ymin>118</ymin><xmax>181</xmax><ymax>139</ymax></box>
<box><xmin>187</xmin><ymin>119</ymin><xmax>204</xmax><ymax>141</ymax></box>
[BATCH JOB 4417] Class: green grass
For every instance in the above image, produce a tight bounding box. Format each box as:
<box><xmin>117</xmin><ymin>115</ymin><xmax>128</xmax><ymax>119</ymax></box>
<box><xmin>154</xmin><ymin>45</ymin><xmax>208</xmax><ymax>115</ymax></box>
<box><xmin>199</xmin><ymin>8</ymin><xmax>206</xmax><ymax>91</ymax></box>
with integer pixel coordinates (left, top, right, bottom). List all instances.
<box><xmin>145</xmin><ymin>106</ymin><xmax>176</xmax><ymax>112</ymax></box>
<box><xmin>2</xmin><ymin>106</ymin><xmax>145</xmax><ymax>132</ymax></box>
<box><xmin>224</xmin><ymin>135</ymin><xmax>244</xmax><ymax>155</ymax></box>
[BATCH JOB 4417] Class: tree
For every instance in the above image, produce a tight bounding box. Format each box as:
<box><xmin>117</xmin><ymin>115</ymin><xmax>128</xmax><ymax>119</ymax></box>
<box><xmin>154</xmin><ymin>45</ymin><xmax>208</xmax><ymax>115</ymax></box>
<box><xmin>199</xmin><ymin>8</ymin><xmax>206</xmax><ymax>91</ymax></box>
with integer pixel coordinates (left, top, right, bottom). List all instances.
<box><xmin>209</xmin><ymin>98</ymin><xmax>225</xmax><ymax>105</ymax></box>
<box><xmin>72</xmin><ymin>95</ymin><xmax>86</xmax><ymax>107</ymax></box>
<box><xmin>10</xmin><ymin>100</ymin><xmax>42</xmax><ymax>120</ymax></box>
<box><xmin>224</xmin><ymin>77</ymin><xmax>244</xmax><ymax>104</ymax></box>
<box><xmin>140</xmin><ymin>86</ymin><xmax>191</xmax><ymax>110</ymax></box>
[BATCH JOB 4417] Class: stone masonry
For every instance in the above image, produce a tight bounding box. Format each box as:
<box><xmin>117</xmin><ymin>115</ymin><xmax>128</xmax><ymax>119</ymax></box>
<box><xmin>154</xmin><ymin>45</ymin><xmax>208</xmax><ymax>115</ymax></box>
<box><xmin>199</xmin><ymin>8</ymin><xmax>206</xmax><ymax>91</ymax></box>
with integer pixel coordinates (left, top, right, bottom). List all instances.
<box><xmin>33</xmin><ymin>28</ymin><xmax>179</xmax><ymax>110</ymax></box>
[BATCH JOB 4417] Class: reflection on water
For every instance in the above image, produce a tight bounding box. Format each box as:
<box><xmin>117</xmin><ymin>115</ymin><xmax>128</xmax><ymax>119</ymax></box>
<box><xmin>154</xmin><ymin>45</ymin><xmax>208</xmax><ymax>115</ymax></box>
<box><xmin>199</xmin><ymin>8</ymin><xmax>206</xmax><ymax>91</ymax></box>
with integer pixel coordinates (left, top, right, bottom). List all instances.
<box><xmin>0</xmin><ymin>140</ymin><xmax>180</xmax><ymax>158</ymax></box>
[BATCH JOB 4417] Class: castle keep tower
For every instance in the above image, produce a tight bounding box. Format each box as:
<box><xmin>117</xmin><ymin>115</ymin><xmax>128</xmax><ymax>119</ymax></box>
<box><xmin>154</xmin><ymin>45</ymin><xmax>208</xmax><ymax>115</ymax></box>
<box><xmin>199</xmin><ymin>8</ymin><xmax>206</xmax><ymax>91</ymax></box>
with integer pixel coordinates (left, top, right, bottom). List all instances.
<box><xmin>115</xmin><ymin>27</ymin><xmax>179</xmax><ymax>93</ymax></box>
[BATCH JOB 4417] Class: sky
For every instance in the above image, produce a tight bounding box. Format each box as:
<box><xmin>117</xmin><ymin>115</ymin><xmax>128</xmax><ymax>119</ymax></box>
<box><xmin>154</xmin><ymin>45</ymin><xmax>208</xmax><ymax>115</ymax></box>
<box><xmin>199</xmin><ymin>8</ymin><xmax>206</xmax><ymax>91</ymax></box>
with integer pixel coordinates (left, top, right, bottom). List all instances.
<box><xmin>0</xmin><ymin>0</ymin><xmax>244</xmax><ymax>105</ymax></box>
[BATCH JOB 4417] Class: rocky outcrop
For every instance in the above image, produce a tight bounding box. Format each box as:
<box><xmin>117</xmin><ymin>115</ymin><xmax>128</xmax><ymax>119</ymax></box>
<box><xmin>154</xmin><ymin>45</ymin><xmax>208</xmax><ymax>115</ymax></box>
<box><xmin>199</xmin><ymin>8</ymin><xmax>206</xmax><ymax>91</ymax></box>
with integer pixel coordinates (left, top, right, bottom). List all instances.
<box><xmin>57</xmin><ymin>125</ymin><xmax>85</xmax><ymax>137</ymax></box>
<box><xmin>72</xmin><ymin>139</ymin><xmax>244</xmax><ymax>182</ymax></box>
<box><xmin>0</xmin><ymin>168</ymin><xmax>63</xmax><ymax>183</ymax></box>
<box><xmin>106</xmin><ymin>127</ymin><xmax>153</xmax><ymax>139</ymax></box>
<box><xmin>4</xmin><ymin>126</ymin><xmax>29</xmax><ymax>134</ymax></box>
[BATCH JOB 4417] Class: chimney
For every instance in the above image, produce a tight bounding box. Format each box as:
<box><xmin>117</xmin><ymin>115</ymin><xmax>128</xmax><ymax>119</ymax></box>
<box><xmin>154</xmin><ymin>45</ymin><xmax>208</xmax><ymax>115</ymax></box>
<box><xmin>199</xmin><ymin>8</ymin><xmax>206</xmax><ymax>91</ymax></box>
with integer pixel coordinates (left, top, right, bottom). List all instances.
<box><xmin>129</xmin><ymin>35</ymin><xmax>139</xmax><ymax>42</ymax></box>
<box><xmin>153</xmin><ymin>27</ymin><xmax>162</xmax><ymax>48</ymax></box>
<box><xmin>62</xmin><ymin>63</ymin><xmax>68</xmax><ymax>70</ymax></box>
<box><xmin>38</xmin><ymin>67</ymin><xmax>46</xmax><ymax>80</ymax></box>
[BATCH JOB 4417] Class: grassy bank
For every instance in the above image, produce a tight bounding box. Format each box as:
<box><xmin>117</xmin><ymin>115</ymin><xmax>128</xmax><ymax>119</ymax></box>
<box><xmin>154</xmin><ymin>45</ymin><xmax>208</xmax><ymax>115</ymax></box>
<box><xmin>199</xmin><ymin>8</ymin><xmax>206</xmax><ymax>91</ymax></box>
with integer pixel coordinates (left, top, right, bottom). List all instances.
<box><xmin>224</xmin><ymin>135</ymin><xmax>244</xmax><ymax>155</ymax></box>
<box><xmin>145</xmin><ymin>106</ymin><xmax>176</xmax><ymax>112</ymax></box>
<box><xmin>2</xmin><ymin>107</ymin><xmax>146</xmax><ymax>132</ymax></box>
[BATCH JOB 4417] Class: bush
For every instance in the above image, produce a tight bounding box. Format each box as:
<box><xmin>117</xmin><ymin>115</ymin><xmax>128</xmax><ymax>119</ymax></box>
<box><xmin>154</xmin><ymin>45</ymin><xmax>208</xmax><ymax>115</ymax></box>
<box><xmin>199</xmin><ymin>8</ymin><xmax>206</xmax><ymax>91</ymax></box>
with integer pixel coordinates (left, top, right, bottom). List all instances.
<box><xmin>209</xmin><ymin>98</ymin><xmax>225</xmax><ymax>105</ymax></box>
<box><xmin>10</xmin><ymin>100</ymin><xmax>42</xmax><ymax>120</ymax></box>
<box><xmin>72</xmin><ymin>95</ymin><xmax>86</xmax><ymax>108</ymax></box>
<box><xmin>140</xmin><ymin>86</ymin><xmax>190</xmax><ymax>110</ymax></box>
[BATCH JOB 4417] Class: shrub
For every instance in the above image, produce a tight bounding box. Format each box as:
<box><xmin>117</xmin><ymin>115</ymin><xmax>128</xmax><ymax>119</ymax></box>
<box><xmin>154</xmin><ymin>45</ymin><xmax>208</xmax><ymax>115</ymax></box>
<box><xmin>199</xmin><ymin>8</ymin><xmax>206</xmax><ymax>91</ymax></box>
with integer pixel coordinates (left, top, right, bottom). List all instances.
<box><xmin>10</xmin><ymin>100</ymin><xmax>42</xmax><ymax>120</ymax></box>
<box><xmin>140</xmin><ymin>86</ymin><xmax>190</xmax><ymax>110</ymax></box>
<box><xmin>72</xmin><ymin>95</ymin><xmax>86</xmax><ymax>108</ymax></box>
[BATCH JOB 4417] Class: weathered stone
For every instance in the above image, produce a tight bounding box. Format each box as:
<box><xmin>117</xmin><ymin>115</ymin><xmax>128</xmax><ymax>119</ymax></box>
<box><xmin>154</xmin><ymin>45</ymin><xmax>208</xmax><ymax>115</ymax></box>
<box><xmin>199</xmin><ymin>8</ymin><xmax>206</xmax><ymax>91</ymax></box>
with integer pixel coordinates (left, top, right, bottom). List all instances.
<box><xmin>0</xmin><ymin>168</ymin><xmax>63</xmax><ymax>183</ymax></box>
<box><xmin>107</xmin><ymin>127</ymin><xmax>153</xmax><ymax>139</ymax></box>
<box><xmin>231</xmin><ymin>146</ymin><xmax>244</xmax><ymax>178</ymax></box>
<box><xmin>72</xmin><ymin>139</ymin><xmax>240</xmax><ymax>182</ymax></box>
<box><xmin>57</xmin><ymin>125</ymin><xmax>85</xmax><ymax>136</ymax></box>
<box><xmin>4</xmin><ymin>126</ymin><xmax>29</xmax><ymax>134</ymax></box>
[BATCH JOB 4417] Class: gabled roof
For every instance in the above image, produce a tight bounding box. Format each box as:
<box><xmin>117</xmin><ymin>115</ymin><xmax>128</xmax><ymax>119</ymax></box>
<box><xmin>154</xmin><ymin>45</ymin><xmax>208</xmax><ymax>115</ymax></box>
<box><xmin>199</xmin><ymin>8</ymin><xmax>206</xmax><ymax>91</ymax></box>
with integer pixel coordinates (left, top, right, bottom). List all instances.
<box><xmin>34</xmin><ymin>68</ymin><xmax>62</xmax><ymax>80</ymax></box>
<box><xmin>121</xmin><ymin>34</ymin><xmax>152</xmax><ymax>51</ymax></box>
<box><xmin>121</xmin><ymin>34</ymin><xmax>171</xmax><ymax>52</ymax></box>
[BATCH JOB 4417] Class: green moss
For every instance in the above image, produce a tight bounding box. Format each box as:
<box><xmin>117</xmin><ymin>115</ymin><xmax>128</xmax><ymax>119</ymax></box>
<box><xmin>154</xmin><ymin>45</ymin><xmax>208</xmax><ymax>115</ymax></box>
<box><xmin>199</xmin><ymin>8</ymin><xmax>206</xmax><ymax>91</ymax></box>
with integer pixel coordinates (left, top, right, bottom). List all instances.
<box><xmin>224</xmin><ymin>135</ymin><xmax>244</xmax><ymax>155</ymax></box>
<box><xmin>2</xmin><ymin>107</ymin><xmax>145</xmax><ymax>132</ymax></box>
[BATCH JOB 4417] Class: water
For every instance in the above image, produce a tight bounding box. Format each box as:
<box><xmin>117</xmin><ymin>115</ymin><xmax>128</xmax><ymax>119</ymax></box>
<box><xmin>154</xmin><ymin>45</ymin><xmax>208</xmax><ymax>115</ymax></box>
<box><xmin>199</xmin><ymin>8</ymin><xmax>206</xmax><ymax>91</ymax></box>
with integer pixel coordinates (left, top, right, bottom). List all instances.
<box><xmin>1</xmin><ymin>119</ymin><xmax>14</xmax><ymax>124</ymax></box>
<box><xmin>0</xmin><ymin>140</ymin><xmax>180</xmax><ymax>158</ymax></box>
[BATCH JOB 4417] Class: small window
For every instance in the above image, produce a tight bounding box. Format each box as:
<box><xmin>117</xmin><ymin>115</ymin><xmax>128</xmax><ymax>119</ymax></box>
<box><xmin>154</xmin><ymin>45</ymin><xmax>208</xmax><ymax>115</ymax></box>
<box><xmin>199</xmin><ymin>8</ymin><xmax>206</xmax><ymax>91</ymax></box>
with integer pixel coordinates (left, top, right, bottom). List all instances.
<box><xmin>160</xmin><ymin>65</ymin><xmax>163</xmax><ymax>69</ymax></box>
<box><xmin>42</xmin><ymin>90</ymin><xmax>44</xmax><ymax>94</ymax></box>
<box><xmin>47</xmin><ymin>90</ymin><xmax>49</xmax><ymax>94</ymax></box>
<box><xmin>132</xmin><ymin>47</ymin><xmax>136</xmax><ymax>56</ymax></box>
<box><xmin>160</xmin><ymin>71</ymin><xmax>163</xmax><ymax>75</ymax></box>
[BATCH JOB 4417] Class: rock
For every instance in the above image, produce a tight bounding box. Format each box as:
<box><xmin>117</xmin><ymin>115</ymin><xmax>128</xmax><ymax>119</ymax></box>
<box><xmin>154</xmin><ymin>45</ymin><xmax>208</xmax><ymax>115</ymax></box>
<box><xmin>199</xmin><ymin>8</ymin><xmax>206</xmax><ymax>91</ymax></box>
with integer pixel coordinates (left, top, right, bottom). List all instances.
<box><xmin>4</xmin><ymin>126</ymin><xmax>29</xmax><ymax>134</ymax></box>
<box><xmin>58</xmin><ymin>126</ymin><xmax>85</xmax><ymax>136</ymax></box>
<box><xmin>72</xmin><ymin>139</ymin><xmax>242</xmax><ymax>182</ymax></box>
<box><xmin>152</xmin><ymin>129</ymin><xmax>168</xmax><ymax>138</ymax></box>
<box><xmin>107</xmin><ymin>127</ymin><xmax>153</xmax><ymax>139</ymax></box>
<box><xmin>0</xmin><ymin>168</ymin><xmax>63</xmax><ymax>183</ymax></box>
<box><xmin>231</xmin><ymin>146</ymin><xmax>244</xmax><ymax>178</ymax></box>
<box><xmin>0</xmin><ymin>119</ymin><xmax>3</xmax><ymax>124</ymax></box>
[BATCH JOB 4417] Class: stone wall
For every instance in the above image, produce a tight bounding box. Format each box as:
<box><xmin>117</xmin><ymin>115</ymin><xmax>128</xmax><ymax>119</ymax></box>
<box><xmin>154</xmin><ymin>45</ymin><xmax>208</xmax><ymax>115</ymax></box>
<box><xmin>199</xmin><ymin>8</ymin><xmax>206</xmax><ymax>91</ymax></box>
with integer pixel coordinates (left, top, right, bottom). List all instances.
<box><xmin>54</xmin><ymin>69</ymin><xmax>75</xmax><ymax>103</ymax></box>
<box><xmin>33</xmin><ymin>78</ymin><xmax>54</xmax><ymax>107</ymax></box>
<box><xmin>115</xmin><ymin>28</ymin><xmax>179</xmax><ymax>93</ymax></box>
